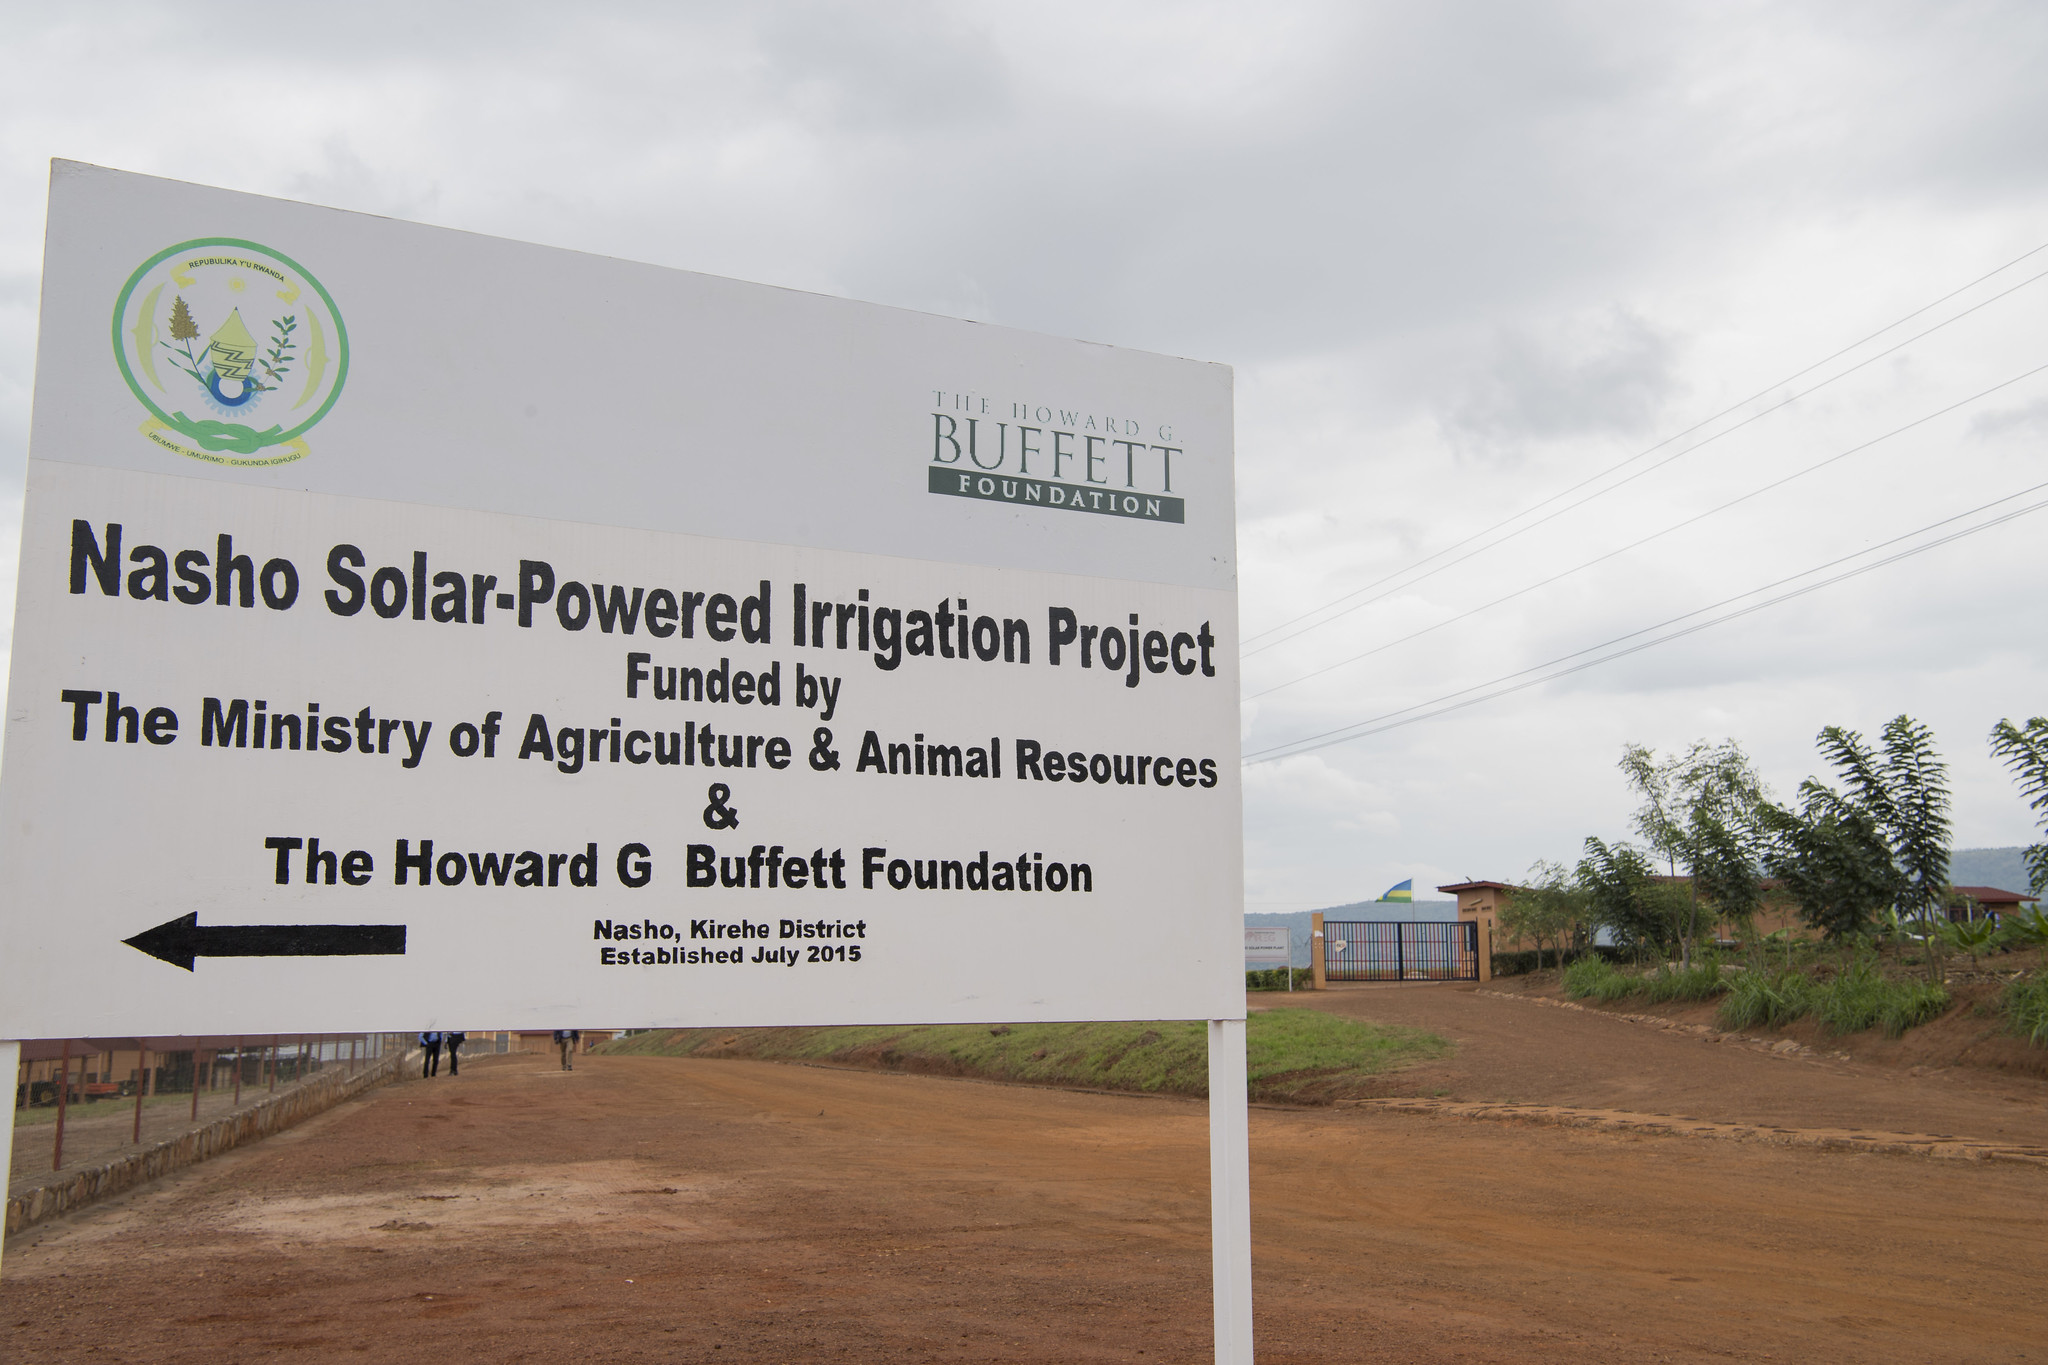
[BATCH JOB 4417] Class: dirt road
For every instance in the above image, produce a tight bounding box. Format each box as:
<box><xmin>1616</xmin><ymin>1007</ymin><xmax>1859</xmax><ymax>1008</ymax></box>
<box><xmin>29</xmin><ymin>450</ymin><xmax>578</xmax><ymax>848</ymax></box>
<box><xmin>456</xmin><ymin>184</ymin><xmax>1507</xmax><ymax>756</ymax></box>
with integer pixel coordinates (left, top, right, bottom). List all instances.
<box><xmin>1288</xmin><ymin>981</ymin><xmax>2048</xmax><ymax>1145</ymax></box>
<box><xmin>4</xmin><ymin>1016</ymin><xmax>2045</xmax><ymax>1363</ymax></box>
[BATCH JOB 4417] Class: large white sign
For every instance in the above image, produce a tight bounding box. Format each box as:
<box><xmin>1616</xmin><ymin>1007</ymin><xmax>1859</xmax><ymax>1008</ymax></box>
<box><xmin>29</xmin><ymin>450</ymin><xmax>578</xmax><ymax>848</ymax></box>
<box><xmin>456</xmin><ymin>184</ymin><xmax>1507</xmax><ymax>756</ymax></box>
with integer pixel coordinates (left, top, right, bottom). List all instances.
<box><xmin>0</xmin><ymin>162</ymin><xmax>1243</xmax><ymax>1037</ymax></box>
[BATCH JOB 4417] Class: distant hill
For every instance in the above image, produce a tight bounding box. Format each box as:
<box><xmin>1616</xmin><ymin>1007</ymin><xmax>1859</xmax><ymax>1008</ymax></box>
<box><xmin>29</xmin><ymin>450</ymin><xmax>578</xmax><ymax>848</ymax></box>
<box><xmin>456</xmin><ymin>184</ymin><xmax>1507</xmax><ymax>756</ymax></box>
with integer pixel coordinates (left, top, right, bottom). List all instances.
<box><xmin>1950</xmin><ymin>846</ymin><xmax>2037</xmax><ymax>893</ymax></box>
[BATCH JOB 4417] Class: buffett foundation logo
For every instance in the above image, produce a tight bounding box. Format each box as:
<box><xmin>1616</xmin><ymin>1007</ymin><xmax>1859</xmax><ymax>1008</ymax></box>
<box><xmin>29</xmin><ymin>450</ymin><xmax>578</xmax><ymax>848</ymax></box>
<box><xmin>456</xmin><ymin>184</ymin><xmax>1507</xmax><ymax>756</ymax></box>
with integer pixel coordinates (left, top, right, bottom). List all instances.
<box><xmin>112</xmin><ymin>237</ymin><xmax>348</xmax><ymax>467</ymax></box>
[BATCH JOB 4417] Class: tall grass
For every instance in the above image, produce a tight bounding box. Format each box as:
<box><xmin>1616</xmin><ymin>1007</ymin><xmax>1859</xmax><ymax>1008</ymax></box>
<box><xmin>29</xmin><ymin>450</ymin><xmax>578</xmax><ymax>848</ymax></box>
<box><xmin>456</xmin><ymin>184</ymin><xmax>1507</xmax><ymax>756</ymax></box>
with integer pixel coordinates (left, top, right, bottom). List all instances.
<box><xmin>1562</xmin><ymin>954</ymin><xmax>1727</xmax><ymax>1004</ymax></box>
<box><xmin>1719</xmin><ymin>955</ymin><xmax>1949</xmax><ymax>1038</ymax></box>
<box><xmin>2004</xmin><ymin>974</ymin><xmax>2048</xmax><ymax>1047</ymax></box>
<box><xmin>1641</xmin><ymin>958</ymin><xmax>1729</xmax><ymax>1004</ymax></box>
<box><xmin>1562</xmin><ymin>955</ymin><xmax>1636</xmax><ymax>1001</ymax></box>
<box><xmin>1813</xmin><ymin>956</ymin><xmax>1949</xmax><ymax>1037</ymax></box>
<box><xmin>1718</xmin><ymin>969</ymin><xmax>1815</xmax><ymax>1030</ymax></box>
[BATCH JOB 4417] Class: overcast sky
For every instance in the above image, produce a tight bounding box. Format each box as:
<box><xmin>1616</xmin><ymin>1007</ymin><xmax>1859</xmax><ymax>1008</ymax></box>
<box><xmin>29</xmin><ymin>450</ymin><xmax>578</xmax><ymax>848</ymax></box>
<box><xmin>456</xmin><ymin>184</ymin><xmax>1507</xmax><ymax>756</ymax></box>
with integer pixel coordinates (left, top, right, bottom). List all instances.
<box><xmin>3</xmin><ymin>2</ymin><xmax>2046</xmax><ymax>909</ymax></box>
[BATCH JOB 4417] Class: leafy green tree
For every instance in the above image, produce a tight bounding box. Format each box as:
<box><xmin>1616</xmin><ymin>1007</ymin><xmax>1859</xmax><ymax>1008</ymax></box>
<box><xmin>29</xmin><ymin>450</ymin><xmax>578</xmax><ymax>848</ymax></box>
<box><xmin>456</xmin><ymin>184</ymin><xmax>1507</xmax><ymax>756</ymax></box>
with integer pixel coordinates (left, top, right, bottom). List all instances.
<box><xmin>1772</xmin><ymin>716</ymin><xmax>1952</xmax><ymax>978</ymax></box>
<box><xmin>1815</xmin><ymin>717</ymin><xmax>1951</xmax><ymax>923</ymax></box>
<box><xmin>1576</xmin><ymin>837</ymin><xmax>1689</xmax><ymax>959</ymax></box>
<box><xmin>1758</xmin><ymin>791</ymin><xmax>1897</xmax><ymax>939</ymax></box>
<box><xmin>1617</xmin><ymin>740</ymin><xmax>1768</xmax><ymax>966</ymax></box>
<box><xmin>1988</xmin><ymin>716</ymin><xmax>2048</xmax><ymax>894</ymax></box>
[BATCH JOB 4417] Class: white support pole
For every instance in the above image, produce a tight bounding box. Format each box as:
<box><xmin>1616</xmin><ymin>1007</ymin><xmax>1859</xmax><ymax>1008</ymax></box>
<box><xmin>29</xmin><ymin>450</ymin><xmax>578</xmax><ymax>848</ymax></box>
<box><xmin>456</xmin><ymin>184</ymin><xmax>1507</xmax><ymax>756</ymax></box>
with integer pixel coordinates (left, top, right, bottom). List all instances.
<box><xmin>0</xmin><ymin>1039</ymin><xmax>19</xmax><ymax>1279</ymax></box>
<box><xmin>1207</xmin><ymin>1019</ymin><xmax>1254</xmax><ymax>1364</ymax></box>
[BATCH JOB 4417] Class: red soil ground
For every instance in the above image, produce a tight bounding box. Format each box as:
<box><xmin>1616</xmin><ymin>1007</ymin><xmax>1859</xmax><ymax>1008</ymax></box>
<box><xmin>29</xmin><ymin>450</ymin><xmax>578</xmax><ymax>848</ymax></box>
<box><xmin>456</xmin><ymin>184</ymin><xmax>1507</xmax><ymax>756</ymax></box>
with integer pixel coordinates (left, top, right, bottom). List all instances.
<box><xmin>3</xmin><ymin>985</ymin><xmax>2045</xmax><ymax>1362</ymax></box>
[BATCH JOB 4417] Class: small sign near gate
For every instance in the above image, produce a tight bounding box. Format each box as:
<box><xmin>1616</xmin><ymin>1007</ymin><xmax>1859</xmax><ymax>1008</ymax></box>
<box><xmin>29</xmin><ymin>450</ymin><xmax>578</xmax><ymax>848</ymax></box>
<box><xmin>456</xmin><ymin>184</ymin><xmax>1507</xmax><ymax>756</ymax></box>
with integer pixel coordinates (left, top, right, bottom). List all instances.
<box><xmin>1243</xmin><ymin>926</ymin><xmax>1290</xmax><ymax>966</ymax></box>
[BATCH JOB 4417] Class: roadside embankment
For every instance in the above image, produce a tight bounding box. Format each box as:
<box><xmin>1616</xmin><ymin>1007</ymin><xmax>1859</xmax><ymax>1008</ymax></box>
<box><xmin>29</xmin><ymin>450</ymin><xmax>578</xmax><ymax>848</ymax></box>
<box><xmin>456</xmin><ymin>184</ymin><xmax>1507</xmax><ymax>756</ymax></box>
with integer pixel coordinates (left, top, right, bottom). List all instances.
<box><xmin>595</xmin><ymin>1009</ymin><xmax>1448</xmax><ymax>1104</ymax></box>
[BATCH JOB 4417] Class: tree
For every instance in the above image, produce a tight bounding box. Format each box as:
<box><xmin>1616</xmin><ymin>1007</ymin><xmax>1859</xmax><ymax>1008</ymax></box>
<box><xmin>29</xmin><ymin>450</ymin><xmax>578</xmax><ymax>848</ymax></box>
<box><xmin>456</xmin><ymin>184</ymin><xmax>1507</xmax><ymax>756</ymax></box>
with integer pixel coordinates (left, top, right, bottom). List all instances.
<box><xmin>1617</xmin><ymin>740</ymin><xmax>1768</xmax><ymax>966</ymax></box>
<box><xmin>1814</xmin><ymin>717</ymin><xmax>1951</xmax><ymax>923</ymax></box>
<box><xmin>1498</xmin><ymin>861</ymin><xmax>1589</xmax><ymax>970</ymax></box>
<box><xmin>1772</xmin><ymin>716</ymin><xmax>1952</xmax><ymax>978</ymax></box>
<box><xmin>1576</xmin><ymin>837</ymin><xmax>1688</xmax><ymax>959</ymax></box>
<box><xmin>1758</xmin><ymin>790</ymin><xmax>1897</xmax><ymax>939</ymax></box>
<box><xmin>1988</xmin><ymin>717</ymin><xmax>2048</xmax><ymax>894</ymax></box>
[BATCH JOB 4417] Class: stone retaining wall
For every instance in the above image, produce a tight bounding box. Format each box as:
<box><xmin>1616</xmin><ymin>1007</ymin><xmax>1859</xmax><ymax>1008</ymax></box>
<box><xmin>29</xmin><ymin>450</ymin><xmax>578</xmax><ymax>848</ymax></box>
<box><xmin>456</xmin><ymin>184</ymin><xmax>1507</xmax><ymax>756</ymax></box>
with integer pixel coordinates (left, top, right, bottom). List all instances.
<box><xmin>6</xmin><ymin>1047</ymin><xmax>417</xmax><ymax>1234</ymax></box>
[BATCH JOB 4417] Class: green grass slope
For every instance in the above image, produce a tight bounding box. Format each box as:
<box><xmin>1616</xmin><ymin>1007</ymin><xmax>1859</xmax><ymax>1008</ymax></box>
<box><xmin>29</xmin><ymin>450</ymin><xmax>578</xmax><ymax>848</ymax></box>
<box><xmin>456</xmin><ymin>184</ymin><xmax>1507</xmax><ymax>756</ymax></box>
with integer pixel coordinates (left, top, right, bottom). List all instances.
<box><xmin>596</xmin><ymin>1008</ymin><xmax>1449</xmax><ymax>1104</ymax></box>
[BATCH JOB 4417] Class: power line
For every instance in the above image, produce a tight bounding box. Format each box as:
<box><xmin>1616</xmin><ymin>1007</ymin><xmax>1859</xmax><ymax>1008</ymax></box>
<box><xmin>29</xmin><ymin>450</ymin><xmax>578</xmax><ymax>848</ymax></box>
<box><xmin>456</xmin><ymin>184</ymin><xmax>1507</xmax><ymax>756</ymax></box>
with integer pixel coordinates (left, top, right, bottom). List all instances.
<box><xmin>1245</xmin><ymin>358</ymin><xmax>2048</xmax><ymax>701</ymax></box>
<box><xmin>1243</xmin><ymin>478</ymin><xmax>2048</xmax><ymax>765</ymax></box>
<box><xmin>1244</xmin><ymin>263</ymin><xmax>2048</xmax><ymax>660</ymax></box>
<box><xmin>1242</xmin><ymin>240</ymin><xmax>2048</xmax><ymax>654</ymax></box>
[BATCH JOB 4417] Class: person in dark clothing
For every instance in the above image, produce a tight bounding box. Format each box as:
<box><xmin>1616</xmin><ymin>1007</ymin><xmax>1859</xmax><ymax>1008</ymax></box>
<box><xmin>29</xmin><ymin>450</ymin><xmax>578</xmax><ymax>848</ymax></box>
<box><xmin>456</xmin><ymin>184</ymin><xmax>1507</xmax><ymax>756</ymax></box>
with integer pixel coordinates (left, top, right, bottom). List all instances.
<box><xmin>445</xmin><ymin>1030</ymin><xmax>466</xmax><ymax>1076</ymax></box>
<box><xmin>420</xmin><ymin>1031</ymin><xmax>443</xmax><ymax>1077</ymax></box>
<box><xmin>552</xmin><ymin>1029</ymin><xmax>579</xmax><ymax>1071</ymax></box>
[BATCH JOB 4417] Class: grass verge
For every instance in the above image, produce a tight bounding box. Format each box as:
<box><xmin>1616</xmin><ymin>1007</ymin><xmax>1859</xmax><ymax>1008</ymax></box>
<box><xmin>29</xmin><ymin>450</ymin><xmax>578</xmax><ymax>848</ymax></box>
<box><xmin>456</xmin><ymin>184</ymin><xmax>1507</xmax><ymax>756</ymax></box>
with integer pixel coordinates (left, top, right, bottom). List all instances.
<box><xmin>1717</xmin><ymin>956</ymin><xmax>1950</xmax><ymax>1038</ymax></box>
<box><xmin>1562</xmin><ymin>955</ymin><xmax>1727</xmax><ymax>1005</ymax></box>
<box><xmin>2004</xmin><ymin>973</ymin><xmax>2048</xmax><ymax>1047</ymax></box>
<box><xmin>596</xmin><ymin>1009</ymin><xmax>1450</xmax><ymax>1104</ymax></box>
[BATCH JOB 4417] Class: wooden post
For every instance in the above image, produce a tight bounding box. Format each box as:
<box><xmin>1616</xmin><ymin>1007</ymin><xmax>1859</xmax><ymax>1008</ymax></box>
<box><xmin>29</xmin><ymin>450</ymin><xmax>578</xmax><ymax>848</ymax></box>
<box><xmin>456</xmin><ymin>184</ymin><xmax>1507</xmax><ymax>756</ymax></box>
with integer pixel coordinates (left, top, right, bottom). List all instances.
<box><xmin>1310</xmin><ymin>913</ymin><xmax>1327</xmax><ymax>990</ymax></box>
<box><xmin>233</xmin><ymin>1038</ymin><xmax>244</xmax><ymax>1108</ymax></box>
<box><xmin>52</xmin><ymin>1039</ymin><xmax>71</xmax><ymax>1170</ymax></box>
<box><xmin>191</xmin><ymin>1048</ymin><xmax>202</xmax><ymax>1122</ymax></box>
<box><xmin>267</xmin><ymin>1036</ymin><xmax>278</xmax><ymax>1092</ymax></box>
<box><xmin>132</xmin><ymin>1045</ymin><xmax>148</xmax><ymax>1143</ymax></box>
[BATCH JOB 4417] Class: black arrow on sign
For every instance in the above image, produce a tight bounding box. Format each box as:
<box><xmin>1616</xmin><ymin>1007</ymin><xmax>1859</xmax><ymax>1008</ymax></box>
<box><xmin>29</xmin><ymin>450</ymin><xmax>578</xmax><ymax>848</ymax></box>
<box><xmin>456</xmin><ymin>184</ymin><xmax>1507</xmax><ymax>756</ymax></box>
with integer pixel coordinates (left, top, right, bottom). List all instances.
<box><xmin>123</xmin><ymin>913</ymin><xmax>407</xmax><ymax>971</ymax></box>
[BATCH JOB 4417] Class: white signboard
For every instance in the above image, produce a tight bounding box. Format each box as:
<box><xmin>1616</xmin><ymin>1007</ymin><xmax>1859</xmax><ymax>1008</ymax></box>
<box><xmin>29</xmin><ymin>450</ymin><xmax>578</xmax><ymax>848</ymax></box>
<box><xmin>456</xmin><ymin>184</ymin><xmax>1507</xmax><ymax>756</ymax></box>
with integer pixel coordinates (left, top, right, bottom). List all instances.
<box><xmin>0</xmin><ymin>162</ymin><xmax>1243</xmax><ymax>1038</ymax></box>
<box><xmin>1243</xmin><ymin>926</ymin><xmax>1290</xmax><ymax>966</ymax></box>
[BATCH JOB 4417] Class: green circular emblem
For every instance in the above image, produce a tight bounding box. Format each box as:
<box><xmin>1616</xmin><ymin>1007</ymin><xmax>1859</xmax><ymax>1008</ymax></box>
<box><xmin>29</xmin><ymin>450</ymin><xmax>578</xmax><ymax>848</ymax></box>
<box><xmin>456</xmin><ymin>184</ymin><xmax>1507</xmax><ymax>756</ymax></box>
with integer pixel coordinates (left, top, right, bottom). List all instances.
<box><xmin>111</xmin><ymin>238</ymin><xmax>348</xmax><ymax>466</ymax></box>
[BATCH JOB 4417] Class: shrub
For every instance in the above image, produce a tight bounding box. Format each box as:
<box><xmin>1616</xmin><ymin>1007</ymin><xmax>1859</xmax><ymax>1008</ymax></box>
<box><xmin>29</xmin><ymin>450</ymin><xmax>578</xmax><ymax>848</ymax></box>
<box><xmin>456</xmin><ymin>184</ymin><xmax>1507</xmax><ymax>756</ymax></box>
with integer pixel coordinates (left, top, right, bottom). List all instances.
<box><xmin>1490</xmin><ymin>949</ymin><xmax>1544</xmax><ymax>977</ymax></box>
<box><xmin>2004</xmin><ymin>974</ymin><xmax>2048</xmax><ymax>1047</ymax></box>
<box><xmin>1718</xmin><ymin>969</ymin><xmax>1816</xmax><ymax>1030</ymax></box>
<box><xmin>1997</xmin><ymin>908</ymin><xmax>2048</xmax><ymax>951</ymax></box>
<box><xmin>1245</xmin><ymin>968</ymin><xmax>1314</xmax><ymax>992</ymax></box>
<box><xmin>1562</xmin><ymin>956</ymin><xmax>1639</xmax><ymax>1001</ymax></box>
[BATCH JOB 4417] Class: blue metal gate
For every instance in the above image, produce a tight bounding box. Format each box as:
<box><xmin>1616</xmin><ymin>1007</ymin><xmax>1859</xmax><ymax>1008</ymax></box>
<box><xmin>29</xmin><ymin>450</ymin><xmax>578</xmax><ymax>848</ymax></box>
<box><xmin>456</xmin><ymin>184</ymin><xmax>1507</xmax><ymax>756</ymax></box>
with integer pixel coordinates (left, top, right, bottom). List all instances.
<box><xmin>1323</xmin><ymin>921</ymin><xmax>1479</xmax><ymax>982</ymax></box>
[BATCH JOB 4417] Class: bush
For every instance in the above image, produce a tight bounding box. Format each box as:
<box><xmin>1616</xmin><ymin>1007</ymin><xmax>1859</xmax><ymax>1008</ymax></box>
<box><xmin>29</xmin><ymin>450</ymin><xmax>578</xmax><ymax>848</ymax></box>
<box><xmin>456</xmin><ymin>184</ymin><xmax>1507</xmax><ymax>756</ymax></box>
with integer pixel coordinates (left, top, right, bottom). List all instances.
<box><xmin>1562</xmin><ymin>956</ymin><xmax>1639</xmax><ymax>1001</ymax></box>
<box><xmin>1718</xmin><ymin>969</ymin><xmax>1816</xmax><ymax>1030</ymax></box>
<box><xmin>1245</xmin><ymin>968</ymin><xmax>1315</xmax><ymax>992</ymax></box>
<box><xmin>2004</xmin><ymin>974</ymin><xmax>2048</xmax><ymax>1046</ymax></box>
<box><xmin>1490</xmin><ymin>949</ymin><xmax>1544</xmax><ymax>977</ymax></box>
<box><xmin>1997</xmin><ymin>908</ymin><xmax>2048</xmax><ymax>951</ymax></box>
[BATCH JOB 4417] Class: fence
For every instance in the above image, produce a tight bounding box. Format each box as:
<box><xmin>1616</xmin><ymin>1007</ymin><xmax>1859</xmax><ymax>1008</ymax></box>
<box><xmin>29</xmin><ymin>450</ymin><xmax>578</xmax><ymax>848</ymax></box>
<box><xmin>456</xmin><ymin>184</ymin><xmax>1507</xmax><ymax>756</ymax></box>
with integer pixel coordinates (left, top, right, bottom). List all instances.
<box><xmin>1323</xmin><ymin>921</ymin><xmax>1481</xmax><ymax>982</ymax></box>
<box><xmin>10</xmin><ymin>1034</ymin><xmax>413</xmax><ymax>1217</ymax></box>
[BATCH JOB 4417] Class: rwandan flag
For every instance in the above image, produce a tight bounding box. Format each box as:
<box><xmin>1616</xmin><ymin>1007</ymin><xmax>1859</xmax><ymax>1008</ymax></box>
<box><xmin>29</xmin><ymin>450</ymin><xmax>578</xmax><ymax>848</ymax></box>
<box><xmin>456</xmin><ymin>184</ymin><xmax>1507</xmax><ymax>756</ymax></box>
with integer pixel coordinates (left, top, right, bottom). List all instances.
<box><xmin>1377</xmin><ymin>879</ymin><xmax>1414</xmax><ymax>903</ymax></box>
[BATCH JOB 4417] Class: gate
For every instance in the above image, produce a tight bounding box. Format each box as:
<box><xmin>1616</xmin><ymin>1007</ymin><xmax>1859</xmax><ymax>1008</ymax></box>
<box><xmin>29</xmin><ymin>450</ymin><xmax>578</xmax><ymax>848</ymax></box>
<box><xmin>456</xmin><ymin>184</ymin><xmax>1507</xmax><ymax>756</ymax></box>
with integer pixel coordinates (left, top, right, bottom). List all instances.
<box><xmin>1323</xmin><ymin>921</ymin><xmax>1479</xmax><ymax>982</ymax></box>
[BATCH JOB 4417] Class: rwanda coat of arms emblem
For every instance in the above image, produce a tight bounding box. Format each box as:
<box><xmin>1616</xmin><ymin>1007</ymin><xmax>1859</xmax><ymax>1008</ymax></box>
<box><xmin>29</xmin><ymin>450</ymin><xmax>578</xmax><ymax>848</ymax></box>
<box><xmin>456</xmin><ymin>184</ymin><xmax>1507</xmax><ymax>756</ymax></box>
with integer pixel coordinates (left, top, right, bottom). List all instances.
<box><xmin>112</xmin><ymin>237</ymin><xmax>348</xmax><ymax>466</ymax></box>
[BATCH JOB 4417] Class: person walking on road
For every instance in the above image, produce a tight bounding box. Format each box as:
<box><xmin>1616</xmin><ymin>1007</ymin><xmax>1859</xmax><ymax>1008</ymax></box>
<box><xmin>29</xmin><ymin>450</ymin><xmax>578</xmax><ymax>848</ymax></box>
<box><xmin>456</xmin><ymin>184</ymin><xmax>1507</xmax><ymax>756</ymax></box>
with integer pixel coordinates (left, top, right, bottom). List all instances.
<box><xmin>553</xmin><ymin>1029</ymin><xmax>579</xmax><ymax>1072</ymax></box>
<box><xmin>446</xmin><ymin>1030</ymin><xmax>466</xmax><ymax>1076</ymax></box>
<box><xmin>421</xmin><ymin>1030</ymin><xmax>443</xmax><ymax>1078</ymax></box>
